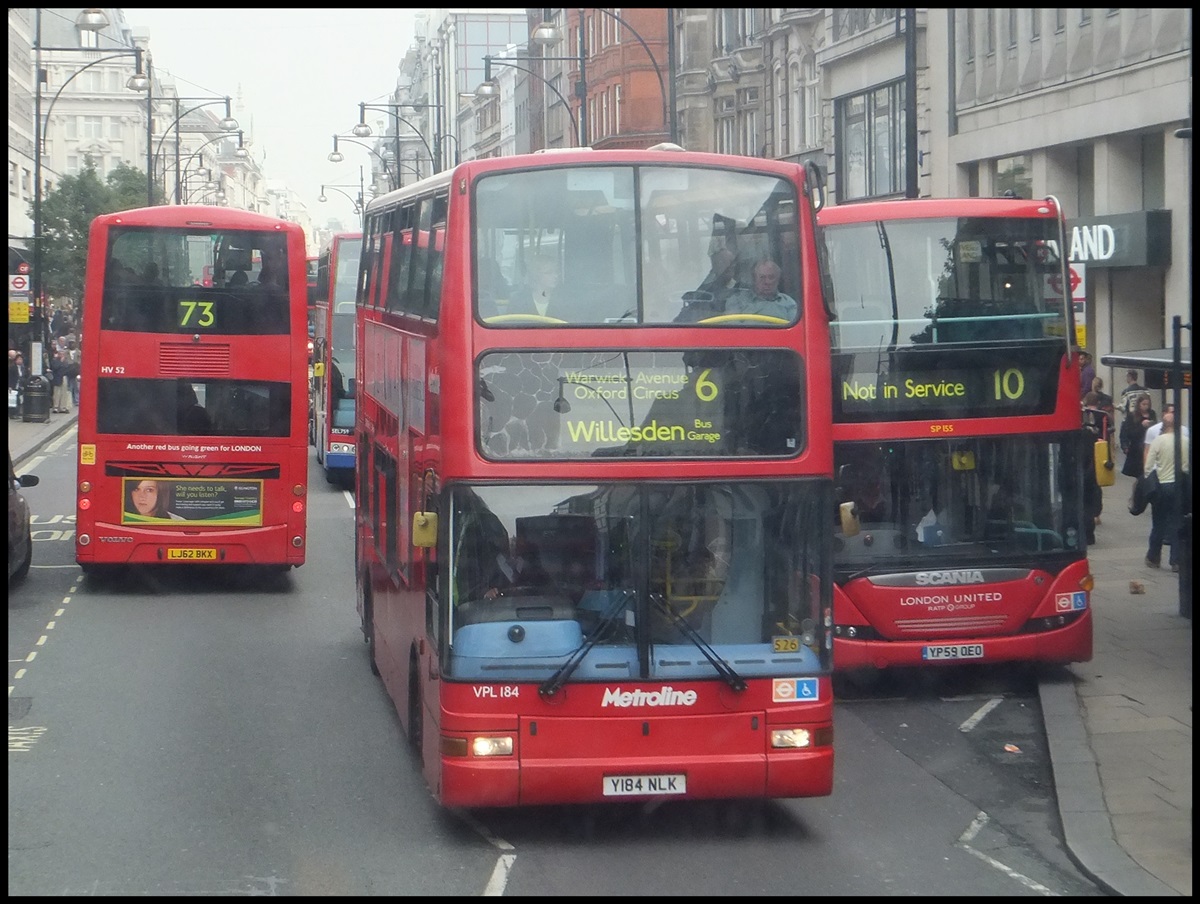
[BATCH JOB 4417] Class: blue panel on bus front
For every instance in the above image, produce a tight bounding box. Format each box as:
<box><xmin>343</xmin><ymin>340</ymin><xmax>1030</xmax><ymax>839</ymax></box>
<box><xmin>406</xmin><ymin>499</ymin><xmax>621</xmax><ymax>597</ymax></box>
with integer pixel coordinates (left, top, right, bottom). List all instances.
<box><xmin>325</xmin><ymin>452</ymin><xmax>355</xmax><ymax>470</ymax></box>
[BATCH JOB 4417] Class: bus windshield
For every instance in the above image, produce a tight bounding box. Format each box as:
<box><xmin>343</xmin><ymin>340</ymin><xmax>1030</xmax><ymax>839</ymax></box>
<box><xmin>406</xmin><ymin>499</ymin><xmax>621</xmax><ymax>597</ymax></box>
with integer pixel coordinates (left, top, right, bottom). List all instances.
<box><xmin>475</xmin><ymin>165</ymin><xmax>803</xmax><ymax>326</ymax></box>
<box><xmin>824</xmin><ymin>215</ymin><xmax>1066</xmax><ymax>350</ymax></box>
<box><xmin>833</xmin><ymin>435</ymin><xmax>1088</xmax><ymax>568</ymax></box>
<box><xmin>447</xmin><ymin>481</ymin><xmax>829</xmax><ymax>682</ymax></box>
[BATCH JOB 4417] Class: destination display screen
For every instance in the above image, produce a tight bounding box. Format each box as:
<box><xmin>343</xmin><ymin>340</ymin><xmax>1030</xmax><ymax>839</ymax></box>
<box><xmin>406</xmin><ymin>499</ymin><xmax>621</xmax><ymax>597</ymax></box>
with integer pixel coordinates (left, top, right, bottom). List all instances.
<box><xmin>478</xmin><ymin>348</ymin><xmax>806</xmax><ymax>460</ymax></box>
<box><xmin>832</xmin><ymin>347</ymin><xmax>1063</xmax><ymax>422</ymax></box>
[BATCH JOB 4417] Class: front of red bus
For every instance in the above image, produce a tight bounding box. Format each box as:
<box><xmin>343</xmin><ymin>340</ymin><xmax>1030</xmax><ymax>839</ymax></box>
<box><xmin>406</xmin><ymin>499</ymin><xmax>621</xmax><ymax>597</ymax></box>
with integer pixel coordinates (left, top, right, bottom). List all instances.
<box><xmin>415</xmin><ymin>154</ymin><xmax>835</xmax><ymax>807</ymax></box>
<box><xmin>820</xmin><ymin>199</ymin><xmax>1093</xmax><ymax>671</ymax></box>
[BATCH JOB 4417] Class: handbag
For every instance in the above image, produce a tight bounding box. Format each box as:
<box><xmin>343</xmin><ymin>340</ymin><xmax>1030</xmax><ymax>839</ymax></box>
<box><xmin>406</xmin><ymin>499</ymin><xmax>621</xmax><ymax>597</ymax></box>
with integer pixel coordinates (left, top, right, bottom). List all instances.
<box><xmin>1128</xmin><ymin>469</ymin><xmax>1159</xmax><ymax>516</ymax></box>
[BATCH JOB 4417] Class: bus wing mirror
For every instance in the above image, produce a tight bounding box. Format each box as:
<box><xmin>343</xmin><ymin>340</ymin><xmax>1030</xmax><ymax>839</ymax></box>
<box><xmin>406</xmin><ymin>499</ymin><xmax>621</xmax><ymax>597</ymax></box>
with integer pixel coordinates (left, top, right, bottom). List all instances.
<box><xmin>839</xmin><ymin>501</ymin><xmax>861</xmax><ymax>538</ymax></box>
<box><xmin>412</xmin><ymin>511</ymin><xmax>438</xmax><ymax>548</ymax></box>
<box><xmin>312</xmin><ymin>362</ymin><xmax>325</xmax><ymax>378</ymax></box>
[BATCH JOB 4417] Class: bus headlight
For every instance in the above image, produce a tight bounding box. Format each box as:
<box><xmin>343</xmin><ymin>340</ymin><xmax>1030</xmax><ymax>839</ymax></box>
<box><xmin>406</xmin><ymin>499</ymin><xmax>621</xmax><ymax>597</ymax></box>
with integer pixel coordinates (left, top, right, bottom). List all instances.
<box><xmin>331</xmin><ymin>442</ymin><xmax>354</xmax><ymax>454</ymax></box>
<box><xmin>471</xmin><ymin>736</ymin><xmax>514</xmax><ymax>757</ymax></box>
<box><xmin>770</xmin><ymin>728</ymin><xmax>812</xmax><ymax>749</ymax></box>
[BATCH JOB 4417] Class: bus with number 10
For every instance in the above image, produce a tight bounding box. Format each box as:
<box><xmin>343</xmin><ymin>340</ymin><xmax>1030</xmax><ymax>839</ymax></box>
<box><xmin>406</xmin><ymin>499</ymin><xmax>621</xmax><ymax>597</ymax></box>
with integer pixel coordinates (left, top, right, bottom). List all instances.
<box><xmin>819</xmin><ymin>196</ymin><xmax>1093</xmax><ymax>672</ymax></box>
<box><xmin>355</xmin><ymin>147</ymin><xmax>836</xmax><ymax>808</ymax></box>
<box><xmin>75</xmin><ymin>205</ymin><xmax>310</xmax><ymax>573</ymax></box>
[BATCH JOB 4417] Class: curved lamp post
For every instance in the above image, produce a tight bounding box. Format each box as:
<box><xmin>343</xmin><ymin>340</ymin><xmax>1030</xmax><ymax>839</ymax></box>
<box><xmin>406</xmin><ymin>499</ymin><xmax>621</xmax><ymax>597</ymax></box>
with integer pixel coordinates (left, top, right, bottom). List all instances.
<box><xmin>152</xmin><ymin>95</ymin><xmax>238</xmax><ymax>203</ymax></box>
<box><xmin>327</xmin><ymin>134</ymin><xmax>397</xmax><ymax>190</ymax></box>
<box><xmin>178</xmin><ymin>130</ymin><xmax>247</xmax><ymax>195</ymax></box>
<box><xmin>31</xmin><ymin>7</ymin><xmax>145</xmax><ymax>353</ymax></box>
<box><xmin>476</xmin><ymin>55</ymin><xmax>580</xmax><ymax>146</ymax></box>
<box><xmin>531</xmin><ymin>8</ymin><xmax>677</xmax><ymax>145</ymax></box>
<box><xmin>353</xmin><ymin>101</ymin><xmax>441</xmax><ymax>174</ymax></box>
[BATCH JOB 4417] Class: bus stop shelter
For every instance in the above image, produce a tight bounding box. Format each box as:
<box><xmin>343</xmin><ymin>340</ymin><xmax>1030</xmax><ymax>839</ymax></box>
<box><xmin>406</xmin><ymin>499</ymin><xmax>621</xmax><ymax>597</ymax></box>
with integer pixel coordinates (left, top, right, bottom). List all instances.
<box><xmin>1101</xmin><ymin>320</ymin><xmax>1192</xmax><ymax>618</ymax></box>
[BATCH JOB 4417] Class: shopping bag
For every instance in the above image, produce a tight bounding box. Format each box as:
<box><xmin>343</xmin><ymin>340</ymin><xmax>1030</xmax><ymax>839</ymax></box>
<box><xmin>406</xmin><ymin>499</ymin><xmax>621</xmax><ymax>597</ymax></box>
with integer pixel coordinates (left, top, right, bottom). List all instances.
<box><xmin>1094</xmin><ymin>437</ymin><xmax>1115</xmax><ymax>487</ymax></box>
<box><xmin>1128</xmin><ymin>470</ymin><xmax>1159</xmax><ymax>516</ymax></box>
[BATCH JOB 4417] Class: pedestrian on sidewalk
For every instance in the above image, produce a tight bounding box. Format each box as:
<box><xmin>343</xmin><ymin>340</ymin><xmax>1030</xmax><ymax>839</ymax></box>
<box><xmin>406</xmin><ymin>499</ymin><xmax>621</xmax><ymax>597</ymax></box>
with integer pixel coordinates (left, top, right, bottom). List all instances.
<box><xmin>1143</xmin><ymin>402</ymin><xmax>1190</xmax><ymax>470</ymax></box>
<box><xmin>1119</xmin><ymin>392</ymin><xmax>1155</xmax><ymax>479</ymax></box>
<box><xmin>1143</xmin><ymin>411</ymin><xmax>1189</xmax><ymax>571</ymax></box>
<box><xmin>49</xmin><ymin>348</ymin><xmax>72</xmax><ymax>414</ymax></box>
<box><xmin>1118</xmin><ymin>368</ymin><xmax>1145</xmax><ymax>416</ymax></box>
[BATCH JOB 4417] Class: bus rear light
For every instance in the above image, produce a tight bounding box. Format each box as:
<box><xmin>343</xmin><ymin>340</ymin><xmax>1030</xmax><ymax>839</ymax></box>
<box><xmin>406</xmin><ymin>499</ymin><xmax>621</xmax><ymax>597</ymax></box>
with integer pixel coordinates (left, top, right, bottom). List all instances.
<box><xmin>292</xmin><ymin>500</ymin><xmax>304</xmax><ymax>513</ymax></box>
<box><xmin>291</xmin><ymin>535</ymin><xmax>304</xmax><ymax>548</ymax></box>
<box><xmin>78</xmin><ymin>533</ymin><xmax>91</xmax><ymax>546</ymax></box>
<box><xmin>80</xmin><ymin>480</ymin><xmax>92</xmax><ymax>492</ymax></box>
<box><xmin>79</xmin><ymin>498</ymin><xmax>92</xmax><ymax>510</ymax></box>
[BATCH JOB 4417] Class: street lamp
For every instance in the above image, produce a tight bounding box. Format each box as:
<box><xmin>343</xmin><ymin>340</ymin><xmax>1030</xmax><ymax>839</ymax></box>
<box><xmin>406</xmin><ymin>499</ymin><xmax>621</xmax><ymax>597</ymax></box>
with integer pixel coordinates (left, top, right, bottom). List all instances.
<box><xmin>352</xmin><ymin>102</ymin><xmax>439</xmax><ymax>174</ymax></box>
<box><xmin>327</xmin><ymin>134</ymin><xmax>398</xmax><ymax>190</ymax></box>
<box><xmin>530</xmin><ymin>7</ymin><xmax>676</xmax><ymax>145</ymax></box>
<box><xmin>178</xmin><ymin>130</ymin><xmax>246</xmax><ymax>194</ymax></box>
<box><xmin>152</xmin><ymin>95</ymin><xmax>238</xmax><ymax>204</ymax></box>
<box><xmin>476</xmin><ymin>55</ymin><xmax>580</xmax><ymax>146</ymax></box>
<box><xmin>31</xmin><ymin>7</ymin><xmax>145</xmax><ymax>358</ymax></box>
<box><xmin>318</xmin><ymin>184</ymin><xmax>365</xmax><ymax>226</ymax></box>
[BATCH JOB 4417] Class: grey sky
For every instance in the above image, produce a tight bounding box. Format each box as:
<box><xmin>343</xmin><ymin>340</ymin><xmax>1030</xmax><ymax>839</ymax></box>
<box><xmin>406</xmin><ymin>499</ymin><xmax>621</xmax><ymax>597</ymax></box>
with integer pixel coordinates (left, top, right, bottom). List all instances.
<box><xmin>124</xmin><ymin>8</ymin><xmax>420</xmax><ymax>228</ymax></box>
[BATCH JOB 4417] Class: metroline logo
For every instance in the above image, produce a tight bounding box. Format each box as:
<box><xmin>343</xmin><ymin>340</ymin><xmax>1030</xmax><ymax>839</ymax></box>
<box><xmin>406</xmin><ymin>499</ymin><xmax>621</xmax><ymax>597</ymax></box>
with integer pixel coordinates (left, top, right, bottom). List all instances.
<box><xmin>601</xmin><ymin>686</ymin><xmax>698</xmax><ymax>707</ymax></box>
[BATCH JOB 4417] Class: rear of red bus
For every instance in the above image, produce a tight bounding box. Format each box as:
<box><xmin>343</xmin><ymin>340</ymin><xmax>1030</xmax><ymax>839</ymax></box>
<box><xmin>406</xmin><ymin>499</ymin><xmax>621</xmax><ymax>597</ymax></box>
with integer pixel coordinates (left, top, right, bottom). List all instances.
<box><xmin>819</xmin><ymin>197</ymin><xmax>1093</xmax><ymax>671</ymax></box>
<box><xmin>75</xmin><ymin>206</ymin><xmax>309</xmax><ymax>572</ymax></box>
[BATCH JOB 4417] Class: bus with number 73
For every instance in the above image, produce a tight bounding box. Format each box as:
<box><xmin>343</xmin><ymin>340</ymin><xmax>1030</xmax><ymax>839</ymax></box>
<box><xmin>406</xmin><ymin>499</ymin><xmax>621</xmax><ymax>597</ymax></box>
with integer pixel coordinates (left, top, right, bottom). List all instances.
<box><xmin>75</xmin><ymin>205</ymin><xmax>310</xmax><ymax>574</ymax></box>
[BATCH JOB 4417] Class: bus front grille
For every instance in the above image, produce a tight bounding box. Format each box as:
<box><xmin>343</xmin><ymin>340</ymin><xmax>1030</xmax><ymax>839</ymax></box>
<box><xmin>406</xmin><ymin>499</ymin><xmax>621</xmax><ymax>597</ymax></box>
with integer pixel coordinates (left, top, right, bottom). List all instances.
<box><xmin>159</xmin><ymin>343</ymin><xmax>232</xmax><ymax>377</ymax></box>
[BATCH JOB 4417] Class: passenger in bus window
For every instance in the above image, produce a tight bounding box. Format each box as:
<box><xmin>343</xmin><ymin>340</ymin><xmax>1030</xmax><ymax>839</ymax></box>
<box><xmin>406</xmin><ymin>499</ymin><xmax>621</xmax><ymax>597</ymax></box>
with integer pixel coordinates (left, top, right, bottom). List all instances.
<box><xmin>257</xmin><ymin>240</ymin><xmax>287</xmax><ymax>289</ymax></box>
<box><xmin>176</xmin><ymin>381</ymin><xmax>212</xmax><ymax>434</ymax></box>
<box><xmin>507</xmin><ymin>255</ymin><xmax>566</xmax><ymax>319</ymax></box>
<box><xmin>127</xmin><ymin>479</ymin><xmax>185</xmax><ymax>520</ymax></box>
<box><xmin>724</xmin><ymin>259</ymin><xmax>797</xmax><ymax>320</ymax></box>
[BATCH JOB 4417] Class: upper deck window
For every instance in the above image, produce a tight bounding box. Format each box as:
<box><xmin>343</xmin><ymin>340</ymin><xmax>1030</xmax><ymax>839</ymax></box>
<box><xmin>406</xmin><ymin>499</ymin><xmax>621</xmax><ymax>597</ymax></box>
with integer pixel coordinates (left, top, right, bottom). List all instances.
<box><xmin>102</xmin><ymin>227</ymin><xmax>291</xmax><ymax>335</ymax></box>
<box><xmin>823</xmin><ymin>215</ymin><xmax>1067</xmax><ymax>351</ymax></box>
<box><xmin>475</xmin><ymin>165</ymin><xmax>802</xmax><ymax>327</ymax></box>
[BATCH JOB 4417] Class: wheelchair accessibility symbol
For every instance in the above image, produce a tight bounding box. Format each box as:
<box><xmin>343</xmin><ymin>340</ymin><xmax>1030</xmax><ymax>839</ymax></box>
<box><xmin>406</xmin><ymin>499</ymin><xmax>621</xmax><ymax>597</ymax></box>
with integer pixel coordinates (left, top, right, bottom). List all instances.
<box><xmin>773</xmin><ymin>678</ymin><xmax>820</xmax><ymax>703</ymax></box>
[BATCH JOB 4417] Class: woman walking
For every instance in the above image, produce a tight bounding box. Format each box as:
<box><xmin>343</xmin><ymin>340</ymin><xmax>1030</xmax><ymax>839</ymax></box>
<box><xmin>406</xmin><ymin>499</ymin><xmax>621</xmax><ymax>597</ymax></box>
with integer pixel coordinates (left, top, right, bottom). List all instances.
<box><xmin>1119</xmin><ymin>392</ymin><xmax>1155</xmax><ymax>480</ymax></box>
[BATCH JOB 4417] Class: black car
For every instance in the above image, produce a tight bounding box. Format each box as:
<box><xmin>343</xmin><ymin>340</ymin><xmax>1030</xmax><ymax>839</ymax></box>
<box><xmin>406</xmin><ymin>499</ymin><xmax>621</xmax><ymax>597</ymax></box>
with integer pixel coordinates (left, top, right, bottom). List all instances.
<box><xmin>9</xmin><ymin>451</ymin><xmax>39</xmax><ymax>583</ymax></box>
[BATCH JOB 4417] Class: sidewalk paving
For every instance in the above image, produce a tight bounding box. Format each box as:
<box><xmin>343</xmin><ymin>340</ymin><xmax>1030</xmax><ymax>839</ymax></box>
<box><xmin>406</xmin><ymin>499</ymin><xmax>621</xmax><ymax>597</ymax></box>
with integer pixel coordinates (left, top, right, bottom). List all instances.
<box><xmin>8</xmin><ymin>413</ymin><xmax>1192</xmax><ymax>894</ymax></box>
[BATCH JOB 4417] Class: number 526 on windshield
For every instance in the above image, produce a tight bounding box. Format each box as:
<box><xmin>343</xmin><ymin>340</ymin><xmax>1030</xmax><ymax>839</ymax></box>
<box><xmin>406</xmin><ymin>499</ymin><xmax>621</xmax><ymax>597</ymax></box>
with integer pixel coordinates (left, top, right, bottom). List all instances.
<box><xmin>178</xmin><ymin>299</ymin><xmax>216</xmax><ymax>328</ymax></box>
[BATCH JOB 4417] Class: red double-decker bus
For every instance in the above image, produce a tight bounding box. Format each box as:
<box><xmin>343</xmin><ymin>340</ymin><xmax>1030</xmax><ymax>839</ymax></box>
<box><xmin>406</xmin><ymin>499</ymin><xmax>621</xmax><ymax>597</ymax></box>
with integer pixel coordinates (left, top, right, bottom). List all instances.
<box><xmin>310</xmin><ymin>232</ymin><xmax>361</xmax><ymax>484</ymax></box>
<box><xmin>75</xmin><ymin>206</ymin><xmax>309</xmax><ymax>573</ymax></box>
<box><xmin>356</xmin><ymin>148</ymin><xmax>835</xmax><ymax>808</ymax></box>
<box><xmin>819</xmin><ymin>196</ymin><xmax>1093</xmax><ymax>671</ymax></box>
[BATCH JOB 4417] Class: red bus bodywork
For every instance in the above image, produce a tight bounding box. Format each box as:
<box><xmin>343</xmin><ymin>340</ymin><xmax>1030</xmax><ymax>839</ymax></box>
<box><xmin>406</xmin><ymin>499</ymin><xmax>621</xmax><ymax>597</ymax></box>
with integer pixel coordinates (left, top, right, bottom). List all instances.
<box><xmin>356</xmin><ymin>149</ymin><xmax>836</xmax><ymax>808</ymax></box>
<box><xmin>819</xmin><ymin>197</ymin><xmax>1093</xmax><ymax>670</ymax></box>
<box><xmin>75</xmin><ymin>205</ymin><xmax>309</xmax><ymax>570</ymax></box>
<box><xmin>311</xmin><ymin>233</ymin><xmax>361</xmax><ymax>480</ymax></box>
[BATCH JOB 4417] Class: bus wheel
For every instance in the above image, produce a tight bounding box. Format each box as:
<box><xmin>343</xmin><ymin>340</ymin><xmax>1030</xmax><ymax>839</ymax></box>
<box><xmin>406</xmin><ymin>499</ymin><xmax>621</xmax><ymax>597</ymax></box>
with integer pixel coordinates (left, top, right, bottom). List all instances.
<box><xmin>407</xmin><ymin>652</ymin><xmax>423</xmax><ymax>762</ymax></box>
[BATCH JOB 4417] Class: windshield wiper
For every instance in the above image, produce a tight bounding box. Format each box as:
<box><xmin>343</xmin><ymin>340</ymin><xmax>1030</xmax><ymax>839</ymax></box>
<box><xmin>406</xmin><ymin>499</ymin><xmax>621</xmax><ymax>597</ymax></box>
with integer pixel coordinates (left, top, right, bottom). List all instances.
<box><xmin>649</xmin><ymin>593</ymin><xmax>746</xmax><ymax>692</ymax></box>
<box><xmin>539</xmin><ymin>589</ymin><xmax>633</xmax><ymax>699</ymax></box>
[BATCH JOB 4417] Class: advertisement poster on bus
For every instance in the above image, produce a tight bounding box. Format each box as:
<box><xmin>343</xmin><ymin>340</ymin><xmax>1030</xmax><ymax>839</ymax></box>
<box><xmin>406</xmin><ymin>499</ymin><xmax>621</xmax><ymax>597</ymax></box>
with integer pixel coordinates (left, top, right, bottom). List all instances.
<box><xmin>121</xmin><ymin>477</ymin><xmax>263</xmax><ymax>525</ymax></box>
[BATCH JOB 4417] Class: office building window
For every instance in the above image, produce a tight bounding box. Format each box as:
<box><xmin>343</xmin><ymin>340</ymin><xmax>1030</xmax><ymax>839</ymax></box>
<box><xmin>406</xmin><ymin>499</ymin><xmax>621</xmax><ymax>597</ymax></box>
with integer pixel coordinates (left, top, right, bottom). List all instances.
<box><xmin>836</xmin><ymin>81</ymin><xmax>906</xmax><ymax>201</ymax></box>
<box><xmin>995</xmin><ymin>154</ymin><xmax>1032</xmax><ymax>199</ymax></box>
